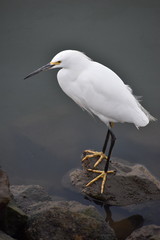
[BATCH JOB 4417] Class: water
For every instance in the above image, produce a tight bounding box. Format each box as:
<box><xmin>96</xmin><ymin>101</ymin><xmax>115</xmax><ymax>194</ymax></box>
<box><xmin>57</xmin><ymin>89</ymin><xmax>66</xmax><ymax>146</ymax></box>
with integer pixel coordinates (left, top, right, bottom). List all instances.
<box><xmin>0</xmin><ymin>0</ymin><xmax>160</xmax><ymax>239</ymax></box>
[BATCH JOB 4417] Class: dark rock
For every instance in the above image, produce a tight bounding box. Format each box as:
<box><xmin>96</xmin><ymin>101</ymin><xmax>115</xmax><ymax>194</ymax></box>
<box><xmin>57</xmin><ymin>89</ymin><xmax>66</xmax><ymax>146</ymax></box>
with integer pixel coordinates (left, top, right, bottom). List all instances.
<box><xmin>70</xmin><ymin>156</ymin><xmax>160</xmax><ymax>205</ymax></box>
<box><xmin>0</xmin><ymin>170</ymin><xmax>11</xmax><ymax>210</ymax></box>
<box><xmin>10</xmin><ymin>185</ymin><xmax>52</xmax><ymax>213</ymax></box>
<box><xmin>1</xmin><ymin>201</ymin><xmax>28</xmax><ymax>237</ymax></box>
<box><xmin>0</xmin><ymin>171</ymin><xmax>27</xmax><ymax>238</ymax></box>
<box><xmin>0</xmin><ymin>231</ymin><xmax>17</xmax><ymax>240</ymax></box>
<box><xmin>0</xmin><ymin>173</ymin><xmax>29</xmax><ymax>239</ymax></box>
<box><xmin>126</xmin><ymin>224</ymin><xmax>160</xmax><ymax>240</ymax></box>
<box><xmin>10</xmin><ymin>185</ymin><xmax>116</xmax><ymax>240</ymax></box>
<box><xmin>25</xmin><ymin>200</ymin><xmax>116</xmax><ymax>240</ymax></box>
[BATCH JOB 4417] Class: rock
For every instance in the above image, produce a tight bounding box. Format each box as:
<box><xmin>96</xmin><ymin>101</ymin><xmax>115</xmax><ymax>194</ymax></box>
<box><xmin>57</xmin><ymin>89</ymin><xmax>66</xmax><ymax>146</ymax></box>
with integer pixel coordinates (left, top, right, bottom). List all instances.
<box><xmin>25</xmin><ymin>200</ymin><xmax>116</xmax><ymax>240</ymax></box>
<box><xmin>1</xmin><ymin>201</ymin><xmax>28</xmax><ymax>237</ymax></box>
<box><xmin>70</xmin><ymin>155</ymin><xmax>160</xmax><ymax>205</ymax></box>
<box><xmin>126</xmin><ymin>224</ymin><xmax>160</xmax><ymax>240</ymax></box>
<box><xmin>0</xmin><ymin>231</ymin><xmax>17</xmax><ymax>240</ymax></box>
<box><xmin>0</xmin><ymin>169</ymin><xmax>11</xmax><ymax>209</ymax></box>
<box><xmin>0</xmin><ymin>171</ymin><xmax>27</xmax><ymax>239</ymax></box>
<box><xmin>10</xmin><ymin>185</ymin><xmax>52</xmax><ymax>213</ymax></box>
<box><xmin>0</xmin><ymin>170</ymin><xmax>19</xmax><ymax>237</ymax></box>
<box><xmin>10</xmin><ymin>185</ymin><xmax>116</xmax><ymax>240</ymax></box>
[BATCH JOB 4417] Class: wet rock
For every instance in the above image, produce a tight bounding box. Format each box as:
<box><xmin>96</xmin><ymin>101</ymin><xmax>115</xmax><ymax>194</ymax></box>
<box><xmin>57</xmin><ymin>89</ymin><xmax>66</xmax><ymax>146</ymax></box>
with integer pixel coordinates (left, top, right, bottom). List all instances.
<box><xmin>0</xmin><ymin>231</ymin><xmax>17</xmax><ymax>240</ymax></box>
<box><xmin>70</xmin><ymin>156</ymin><xmax>160</xmax><ymax>205</ymax></box>
<box><xmin>10</xmin><ymin>185</ymin><xmax>52</xmax><ymax>213</ymax></box>
<box><xmin>10</xmin><ymin>185</ymin><xmax>116</xmax><ymax>240</ymax></box>
<box><xmin>25</xmin><ymin>200</ymin><xmax>116</xmax><ymax>240</ymax></box>
<box><xmin>126</xmin><ymin>224</ymin><xmax>160</xmax><ymax>240</ymax></box>
<box><xmin>0</xmin><ymin>169</ymin><xmax>11</xmax><ymax>209</ymax></box>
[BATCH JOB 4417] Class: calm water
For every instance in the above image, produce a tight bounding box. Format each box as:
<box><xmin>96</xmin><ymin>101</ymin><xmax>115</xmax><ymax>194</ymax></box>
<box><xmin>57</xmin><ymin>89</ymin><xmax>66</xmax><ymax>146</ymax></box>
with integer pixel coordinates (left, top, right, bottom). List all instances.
<box><xmin>0</xmin><ymin>0</ymin><xmax>160</xmax><ymax>239</ymax></box>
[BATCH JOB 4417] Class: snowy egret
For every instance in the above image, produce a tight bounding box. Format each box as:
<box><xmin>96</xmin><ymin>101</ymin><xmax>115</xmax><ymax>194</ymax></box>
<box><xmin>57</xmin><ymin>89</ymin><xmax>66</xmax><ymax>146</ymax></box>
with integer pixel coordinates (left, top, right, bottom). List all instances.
<box><xmin>24</xmin><ymin>50</ymin><xmax>156</xmax><ymax>194</ymax></box>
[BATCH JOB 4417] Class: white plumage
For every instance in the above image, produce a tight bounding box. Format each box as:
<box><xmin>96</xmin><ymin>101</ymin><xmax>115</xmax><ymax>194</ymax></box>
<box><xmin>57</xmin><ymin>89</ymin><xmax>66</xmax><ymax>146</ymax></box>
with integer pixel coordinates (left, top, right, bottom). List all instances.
<box><xmin>51</xmin><ymin>50</ymin><xmax>155</xmax><ymax>128</ymax></box>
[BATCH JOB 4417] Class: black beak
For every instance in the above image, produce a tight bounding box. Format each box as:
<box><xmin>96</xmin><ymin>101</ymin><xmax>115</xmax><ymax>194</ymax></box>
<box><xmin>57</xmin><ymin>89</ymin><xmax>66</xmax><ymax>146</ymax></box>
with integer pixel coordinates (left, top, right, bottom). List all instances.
<box><xmin>24</xmin><ymin>62</ymin><xmax>53</xmax><ymax>80</ymax></box>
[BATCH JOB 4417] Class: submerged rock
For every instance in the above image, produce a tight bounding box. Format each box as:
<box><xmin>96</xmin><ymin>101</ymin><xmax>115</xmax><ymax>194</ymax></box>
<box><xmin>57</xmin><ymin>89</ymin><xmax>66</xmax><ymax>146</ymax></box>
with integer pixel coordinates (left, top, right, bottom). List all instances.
<box><xmin>126</xmin><ymin>224</ymin><xmax>160</xmax><ymax>240</ymax></box>
<box><xmin>70</xmin><ymin>155</ymin><xmax>160</xmax><ymax>205</ymax></box>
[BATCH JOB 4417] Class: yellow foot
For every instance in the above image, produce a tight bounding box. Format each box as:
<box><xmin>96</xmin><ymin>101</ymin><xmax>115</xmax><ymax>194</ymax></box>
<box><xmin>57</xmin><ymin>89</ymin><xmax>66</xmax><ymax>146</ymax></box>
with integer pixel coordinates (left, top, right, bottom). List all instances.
<box><xmin>86</xmin><ymin>169</ymin><xmax>116</xmax><ymax>194</ymax></box>
<box><xmin>82</xmin><ymin>150</ymin><xmax>108</xmax><ymax>168</ymax></box>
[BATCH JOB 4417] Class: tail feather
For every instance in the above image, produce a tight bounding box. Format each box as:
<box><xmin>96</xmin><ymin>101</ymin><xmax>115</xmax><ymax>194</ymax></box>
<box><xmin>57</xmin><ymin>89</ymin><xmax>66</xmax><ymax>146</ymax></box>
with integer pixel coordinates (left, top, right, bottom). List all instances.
<box><xmin>135</xmin><ymin>103</ymin><xmax>157</xmax><ymax>128</ymax></box>
<box><xmin>126</xmin><ymin>84</ymin><xmax>157</xmax><ymax>128</ymax></box>
<box><xmin>138</xmin><ymin>103</ymin><xmax>157</xmax><ymax>122</ymax></box>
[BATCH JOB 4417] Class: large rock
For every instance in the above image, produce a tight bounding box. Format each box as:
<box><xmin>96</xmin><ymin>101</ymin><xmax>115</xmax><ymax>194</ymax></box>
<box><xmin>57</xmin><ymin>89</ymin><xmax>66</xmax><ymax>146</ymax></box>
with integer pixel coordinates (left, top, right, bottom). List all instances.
<box><xmin>0</xmin><ymin>169</ymin><xmax>11</xmax><ymax>209</ymax></box>
<box><xmin>126</xmin><ymin>224</ymin><xmax>160</xmax><ymax>240</ymax></box>
<box><xmin>25</xmin><ymin>201</ymin><xmax>116</xmax><ymax>240</ymax></box>
<box><xmin>70</xmin><ymin>156</ymin><xmax>160</xmax><ymax>205</ymax></box>
<box><xmin>10</xmin><ymin>185</ymin><xmax>116</xmax><ymax>240</ymax></box>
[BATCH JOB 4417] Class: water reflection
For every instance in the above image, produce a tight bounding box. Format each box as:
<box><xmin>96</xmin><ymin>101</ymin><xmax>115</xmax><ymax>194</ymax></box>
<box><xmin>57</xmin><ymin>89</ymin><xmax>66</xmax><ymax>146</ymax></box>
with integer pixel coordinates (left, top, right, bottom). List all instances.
<box><xmin>82</xmin><ymin>195</ymin><xmax>144</xmax><ymax>240</ymax></box>
<box><xmin>104</xmin><ymin>205</ymin><xmax>143</xmax><ymax>240</ymax></box>
<box><xmin>83</xmin><ymin>193</ymin><xmax>160</xmax><ymax>239</ymax></box>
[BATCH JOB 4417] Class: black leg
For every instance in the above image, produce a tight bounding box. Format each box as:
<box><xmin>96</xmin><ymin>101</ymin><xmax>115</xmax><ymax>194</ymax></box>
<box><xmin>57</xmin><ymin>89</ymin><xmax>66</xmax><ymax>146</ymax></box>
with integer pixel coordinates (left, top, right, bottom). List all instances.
<box><xmin>102</xmin><ymin>129</ymin><xmax>110</xmax><ymax>153</ymax></box>
<box><xmin>104</xmin><ymin>129</ymin><xmax>116</xmax><ymax>172</ymax></box>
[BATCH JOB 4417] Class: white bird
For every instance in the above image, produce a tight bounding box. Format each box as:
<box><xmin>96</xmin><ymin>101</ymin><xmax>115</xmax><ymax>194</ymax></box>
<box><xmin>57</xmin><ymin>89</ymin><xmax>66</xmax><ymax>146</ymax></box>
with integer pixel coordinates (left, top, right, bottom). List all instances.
<box><xmin>24</xmin><ymin>50</ymin><xmax>156</xmax><ymax>194</ymax></box>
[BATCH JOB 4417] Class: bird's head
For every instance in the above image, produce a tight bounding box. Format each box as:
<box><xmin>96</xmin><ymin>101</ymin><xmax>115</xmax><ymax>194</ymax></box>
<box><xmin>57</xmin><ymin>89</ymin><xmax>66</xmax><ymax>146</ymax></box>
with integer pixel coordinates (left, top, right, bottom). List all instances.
<box><xmin>24</xmin><ymin>50</ymin><xmax>90</xmax><ymax>80</ymax></box>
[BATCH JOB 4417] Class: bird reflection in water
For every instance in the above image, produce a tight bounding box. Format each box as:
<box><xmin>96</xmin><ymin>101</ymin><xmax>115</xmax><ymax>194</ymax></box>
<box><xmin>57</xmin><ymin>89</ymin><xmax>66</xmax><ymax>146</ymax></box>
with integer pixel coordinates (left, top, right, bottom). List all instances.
<box><xmin>84</xmin><ymin>195</ymin><xmax>144</xmax><ymax>240</ymax></box>
<box><xmin>104</xmin><ymin>205</ymin><xmax>144</xmax><ymax>240</ymax></box>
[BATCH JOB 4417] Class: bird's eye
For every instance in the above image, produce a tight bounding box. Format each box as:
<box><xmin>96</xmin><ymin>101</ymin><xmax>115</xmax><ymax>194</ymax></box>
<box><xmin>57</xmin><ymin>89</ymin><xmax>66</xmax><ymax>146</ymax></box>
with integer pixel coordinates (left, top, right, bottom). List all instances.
<box><xmin>57</xmin><ymin>61</ymin><xmax>61</xmax><ymax>64</ymax></box>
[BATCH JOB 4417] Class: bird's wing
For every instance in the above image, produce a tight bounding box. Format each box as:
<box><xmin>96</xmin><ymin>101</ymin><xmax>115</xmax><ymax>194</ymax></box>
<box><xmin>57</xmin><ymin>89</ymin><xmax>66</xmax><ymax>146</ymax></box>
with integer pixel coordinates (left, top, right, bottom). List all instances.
<box><xmin>77</xmin><ymin>62</ymin><xmax>152</xmax><ymax>126</ymax></box>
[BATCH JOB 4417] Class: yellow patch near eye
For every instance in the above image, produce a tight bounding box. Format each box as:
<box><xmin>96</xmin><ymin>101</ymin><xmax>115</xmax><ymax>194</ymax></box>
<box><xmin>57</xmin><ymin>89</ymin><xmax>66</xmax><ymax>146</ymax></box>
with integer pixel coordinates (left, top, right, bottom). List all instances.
<box><xmin>50</xmin><ymin>61</ymin><xmax>61</xmax><ymax>65</ymax></box>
